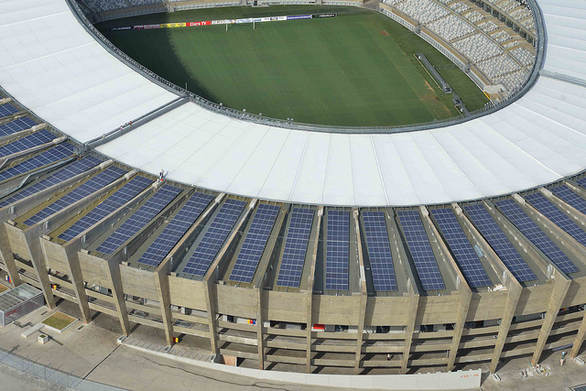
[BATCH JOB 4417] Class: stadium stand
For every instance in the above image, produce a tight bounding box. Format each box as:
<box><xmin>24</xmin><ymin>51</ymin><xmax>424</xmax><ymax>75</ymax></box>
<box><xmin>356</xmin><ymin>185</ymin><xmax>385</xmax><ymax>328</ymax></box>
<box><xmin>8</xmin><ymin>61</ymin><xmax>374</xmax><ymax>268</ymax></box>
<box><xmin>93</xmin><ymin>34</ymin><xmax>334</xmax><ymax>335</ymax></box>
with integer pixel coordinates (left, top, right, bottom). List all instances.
<box><xmin>0</xmin><ymin>0</ymin><xmax>584</xmax><ymax>378</ymax></box>
<box><xmin>381</xmin><ymin>0</ymin><xmax>536</xmax><ymax>95</ymax></box>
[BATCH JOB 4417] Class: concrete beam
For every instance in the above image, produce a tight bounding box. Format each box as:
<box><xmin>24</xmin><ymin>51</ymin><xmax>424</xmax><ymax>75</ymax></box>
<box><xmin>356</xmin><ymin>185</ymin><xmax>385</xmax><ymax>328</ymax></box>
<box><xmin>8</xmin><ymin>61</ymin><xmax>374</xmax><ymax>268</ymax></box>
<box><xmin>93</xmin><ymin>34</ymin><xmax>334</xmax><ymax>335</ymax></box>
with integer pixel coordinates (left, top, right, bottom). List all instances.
<box><xmin>570</xmin><ymin>309</ymin><xmax>586</xmax><ymax>358</ymax></box>
<box><xmin>256</xmin><ymin>287</ymin><xmax>265</xmax><ymax>369</ymax></box>
<box><xmin>353</xmin><ymin>208</ymin><xmax>368</xmax><ymax>373</ymax></box>
<box><xmin>531</xmin><ymin>272</ymin><xmax>571</xmax><ymax>366</ymax></box>
<box><xmin>104</xmin><ymin>255</ymin><xmax>131</xmax><ymax>336</ymax></box>
<box><xmin>155</xmin><ymin>262</ymin><xmax>174</xmax><ymax>346</ymax></box>
<box><xmin>421</xmin><ymin>206</ymin><xmax>472</xmax><ymax>372</ymax></box>
<box><xmin>305</xmin><ymin>206</ymin><xmax>323</xmax><ymax>373</ymax></box>
<box><xmin>451</xmin><ymin>203</ymin><xmax>524</xmax><ymax>373</ymax></box>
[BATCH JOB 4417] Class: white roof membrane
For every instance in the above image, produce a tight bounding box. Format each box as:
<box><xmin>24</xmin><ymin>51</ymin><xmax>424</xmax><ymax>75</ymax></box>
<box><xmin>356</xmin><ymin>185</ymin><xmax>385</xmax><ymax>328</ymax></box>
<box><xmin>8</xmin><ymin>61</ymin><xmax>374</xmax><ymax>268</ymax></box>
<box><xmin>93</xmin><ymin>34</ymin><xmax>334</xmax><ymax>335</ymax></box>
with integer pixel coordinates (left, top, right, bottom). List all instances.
<box><xmin>1</xmin><ymin>0</ymin><xmax>585</xmax><ymax>207</ymax></box>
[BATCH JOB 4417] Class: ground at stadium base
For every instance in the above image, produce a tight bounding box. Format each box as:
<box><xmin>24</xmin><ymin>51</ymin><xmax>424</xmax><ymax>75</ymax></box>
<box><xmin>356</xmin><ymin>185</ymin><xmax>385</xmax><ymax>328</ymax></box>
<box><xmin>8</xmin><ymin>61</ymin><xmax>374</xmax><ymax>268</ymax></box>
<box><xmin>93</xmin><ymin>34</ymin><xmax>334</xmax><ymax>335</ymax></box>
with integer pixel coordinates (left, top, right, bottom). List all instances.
<box><xmin>98</xmin><ymin>6</ymin><xmax>488</xmax><ymax>127</ymax></box>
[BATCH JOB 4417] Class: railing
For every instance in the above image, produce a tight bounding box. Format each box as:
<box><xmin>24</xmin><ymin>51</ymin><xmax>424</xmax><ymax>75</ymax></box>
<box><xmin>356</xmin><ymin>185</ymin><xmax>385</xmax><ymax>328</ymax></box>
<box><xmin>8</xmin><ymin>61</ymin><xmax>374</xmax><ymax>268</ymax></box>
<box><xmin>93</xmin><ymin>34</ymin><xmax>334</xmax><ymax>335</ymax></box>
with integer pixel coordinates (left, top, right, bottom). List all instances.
<box><xmin>66</xmin><ymin>0</ymin><xmax>547</xmax><ymax>135</ymax></box>
<box><xmin>0</xmin><ymin>346</ymin><xmax>127</xmax><ymax>391</ymax></box>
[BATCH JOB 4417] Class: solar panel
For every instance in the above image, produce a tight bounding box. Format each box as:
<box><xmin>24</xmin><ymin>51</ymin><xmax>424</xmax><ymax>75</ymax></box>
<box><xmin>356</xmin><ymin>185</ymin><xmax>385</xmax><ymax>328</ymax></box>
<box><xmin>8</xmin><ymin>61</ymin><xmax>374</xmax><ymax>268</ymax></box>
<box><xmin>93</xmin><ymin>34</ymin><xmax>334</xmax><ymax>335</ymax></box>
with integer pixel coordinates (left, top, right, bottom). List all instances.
<box><xmin>0</xmin><ymin>117</ymin><xmax>36</xmax><ymax>137</ymax></box>
<box><xmin>550</xmin><ymin>185</ymin><xmax>586</xmax><ymax>215</ymax></box>
<box><xmin>0</xmin><ymin>143</ymin><xmax>75</xmax><ymax>182</ymax></box>
<box><xmin>24</xmin><ymin>166</ymin><xmax>127</xmax><ymax>226</ymax></box>
<box><xmin>463</xmin><ymin>204</ymin><xmax>536</xmax><ymax>282</ymax></box>
<box><xmin>276</xmin><ymin>208</ymin><xmax>314</xmax><ymax>288</ymax></box>
<box><xmin>0</xmin><ymin>103</ymin><xmax>18</xmax><ymax>118</ymax></box>
<box><xmin>431</xmin><ymin>208</ymin><xmax>492</xmax><ymax>288</ymax></box>
<box><xmin>397</xmin><ymin>210</ymin><xmax>445</xmax><ymax>291</ymax></box>
<box><xmin>577</xmin><ymin>177</ymin><xmax>586</xmax><ymax>189</ymax></box>
<box><xmin>58</xmin><ymin>175</ymin><xmax>153</xmax><ymax>241</ymax></box>
<box><xmin>182</xmin><ymin>199</ymin><xmax>246</xmax><ymax>277</ymax></box>
<box><xmin>137</xmin><ymin>192</ymin><xmax>214</xmax><ymax>268</ymax></box>
<box><xmin>96</xmin><ymin>184</ymin><xmax>182</xmax><ymax>255</ymax></box>
<box><xmin>361</xmin><ymin>211</ymin><xmax>397</xmax><ymax>291</ymax></box>
<box><xmin>229</xmin><ymin>204</ymin><xmax>280</xmax><ymax>283</ymax></box>
<box><xmin>0</xmin><ymin>156</ymin><xmax>103</xmax><ymax>209</ymax></box>
<box><xmin>495</xmin><ymin>199</ymin><xmax>578</xmax><ymax>275</ymax></box>
<box><xmin>325</xmin><ymin>210</ymin><xmax>350</xmax><ymax>291</ymax></box>
<box><xmin>524</xmin><ymin>192</ymin><xmax>586</xmax><ymax>248</ymax></box>
<box><xmin>0</xmin><ymin>130</ymin><xmax>55</xmax><ymax>157</ymax></box>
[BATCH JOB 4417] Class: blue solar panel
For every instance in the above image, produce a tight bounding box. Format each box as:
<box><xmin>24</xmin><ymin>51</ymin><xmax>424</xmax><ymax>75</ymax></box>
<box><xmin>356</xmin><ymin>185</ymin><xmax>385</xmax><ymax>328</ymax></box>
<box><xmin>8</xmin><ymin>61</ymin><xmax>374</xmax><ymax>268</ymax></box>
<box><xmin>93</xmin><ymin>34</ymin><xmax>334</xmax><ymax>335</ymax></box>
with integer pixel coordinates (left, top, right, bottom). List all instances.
<box><xmin>325</xmin><ymin>210</ymin><xmax>350</xmax><ymax>291</ymax></box>
<box><xmin>0</xmin><ymin>156</ymin><xmax>103</xmax><ymax>209</ymax></box>
<box><xmin>0</xmin><ymin>117</ymin><xmax>36</xmax><ymax>137</ymax></box>
<box><xmin>276</xmin><ymin>208</ymin><xmax>314</xmax><ymax>288</ymax></box>
<box><xmin>96</xmin><ymin>184</ymin><xmax>182</xmax><ymax>255</ymax></box>
<box><xmin>362</xmin><ymin>211</ymin><xmax>397</xmax><ymax>291</ymax></box>
<box><xmin>0</xmin><ymin>130</ymin><xmax>54</xmax><ymax>157</ymax></box>
<box><xmin>229</xmin><ymin>204</ymin><xmax>280</xmax><ymax>283</ymax></box>
<box><xmin>24</xmin><ymin>166</ymin><xmax>127</xmax><ymax>226</ymax></box>
<box><xmin>397</xmin><ymin>210</ymin><xmax>445</xmax><ymax>291</ymax></box>
<box><xmin>0</xmin><ymin>143</ymin><xmax>75</xmax><ymax>182</ymax></box>
<box><xmin>182</xmin><ymin>199</ymin><xmax>246</xmax><ymax>277</ymax></box>
<box><xmin>431</xmin><ymin>208</ymin><xmax>492</xmax><ymax>288</ymax></box>
<box><xmin>463</xmin><ymin>204</ymin><xmax>536</xmax><ymax>282</ymax></box>
<box><xmin>577</xmin><ymin>177</ymin><xmax>586</xmax><ymax>189</ymax></box>
<box><xmin>0</xmin><ymin>103</ymin><xmax>18</xmax><ymax>118</ymax></box>
<box><xmin>524</xmin><ymin>192</ymin><xmax>586</xmax><ymax>247</ymax></box>
<box><xmin>495</xmin><ymin>199</ymin><xmax>578</xmax><ymax>275</ymax></box>
<box><xmin>137</xmin><ymin>192</ymin><xmax>214</xmax><ymax>268</ymax></box>
<box><xmin>58</xmin><ymin>175</ymin><xmax>153</xmax><ymax>241</ymax></box>
<box><xmin>550</xmin><ymin>185</ymin><xmax>586</xmax><ymax>215</ymax></box>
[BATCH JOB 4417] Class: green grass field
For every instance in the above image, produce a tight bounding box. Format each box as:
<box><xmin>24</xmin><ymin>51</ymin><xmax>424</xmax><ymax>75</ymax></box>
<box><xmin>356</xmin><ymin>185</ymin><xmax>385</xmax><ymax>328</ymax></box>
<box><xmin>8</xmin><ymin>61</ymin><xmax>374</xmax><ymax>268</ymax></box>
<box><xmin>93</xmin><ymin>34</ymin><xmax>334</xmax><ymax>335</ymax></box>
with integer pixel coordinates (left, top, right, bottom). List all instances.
<box><xmin>99</xmin><ymin>6</ymin><xmax>488</xmax><ymax>127</ymax></box>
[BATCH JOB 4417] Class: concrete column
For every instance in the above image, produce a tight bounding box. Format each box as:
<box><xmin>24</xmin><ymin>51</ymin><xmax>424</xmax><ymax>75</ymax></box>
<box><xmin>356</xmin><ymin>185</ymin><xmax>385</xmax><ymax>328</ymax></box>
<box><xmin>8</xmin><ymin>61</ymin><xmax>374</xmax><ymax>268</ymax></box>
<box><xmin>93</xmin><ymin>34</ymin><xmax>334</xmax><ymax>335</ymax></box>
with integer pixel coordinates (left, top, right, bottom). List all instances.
<box><xmin>256</xmin><ymin>287</ymin><xmax>265</xmax><ymax>369</ymax></box>
<box><xmin>490</xmin><ymin>284</ymin><xmax>522</xmax><ymax>372</ymax></box>
<box><xmin>61</xmin><ymin>241</ymin><xmax>91</xmax><ymax>323</ymax></box>
<box><xmin>204</xmin><ymin>277</ymin><xmax>219</xmax><ymax>357</ymax></box>
<box><xmin>570</xmin><ymin>310</ymin><xmax>586</xmax><ymax>359</ymax></box>
<box><xmin>155</xmin><ymin>263</ymin><xmax>174</xmax><ymax>346</ymax></box>
<box><xmin>0</xmin><ymin>225</ymin><xmax>21</xmax><ymax>287</ymax></box>
<box><xmin>25</xmin><ymin>227</ymin><xmax>56</xmax><ymax>309</ymax></box>
<box><xmin>447</xmin><ymin>288</ymin><xmax>472</xmax><ymax>371</ymax></box>
<box><xmin>305</xmin><ymin>206</ymin><xmax>323</xmax><ymax>373</ymax></box>
<box><xmin>531</xmin><ymin>274</ymin><xmax>571</xmax><ymax>366</ymax></box>
<box><xmin>353</xmin><ymin>209</ymin><xmax>368</xmax><ymax>373</ymax></box>
<box><xmin>401</xmin><ymin>292</ymin><xmax>419</xmax><ymax>373</ymax></box>
<box><xmin>105</xmin><ymin>259</ymin><xmax>131</xmax><ymax>336</ymax></box>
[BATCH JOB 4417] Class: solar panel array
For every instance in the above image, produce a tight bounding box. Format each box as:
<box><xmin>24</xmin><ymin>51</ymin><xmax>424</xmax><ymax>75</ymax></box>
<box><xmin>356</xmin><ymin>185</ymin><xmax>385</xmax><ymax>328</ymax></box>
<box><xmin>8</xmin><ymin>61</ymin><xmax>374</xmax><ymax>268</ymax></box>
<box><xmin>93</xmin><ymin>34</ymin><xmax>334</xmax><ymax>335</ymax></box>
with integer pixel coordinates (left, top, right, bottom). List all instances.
<box><xmin>182</xmin><ymin>199</ymin><xmax>246</xmax><ymax>277</ymax></box>
<box><xmin>463</xmin><ymin>204</ymin><xmax>536</xmax><ymax>282</ymax></box>
<box><xmin>577</xmin><ymin>177</ymin><xmax>586</xmax><ymax>189</ymax></box>
<box><xmin>431</xmin><ymin>208</ymin><xmax>492</xmax><ymax>288</ymax></box>
<box><xmin>137</xmin><ymin>192</ymin><xmax>214</xmax><ymax>268</ymax></box>
<box><xmin>524</xmin><ymin>192</ymin><xmax>586</xmax><ymax>247</ymax></box>
<box><xmin>0</xmin><ymin>117</ymin><xmax>36</xmax><ymax>137</ymax></box>
<box><xmin>24</xmin><ymin>166</ymin><xmax>127</xmax><ymax>226</ymax></box>
<box><xmin>397</xmin><ymin>210</ymin><xmax>445</xmax><ymax>291</ymax></box>
<box><xmin>550</xmin><ymin>185</ymin><xmax>586</xmax><ymax>215</ymax></box>
<box><xmin>495</xmin><ymin>199</ymin><xmax>578</xmax><ymax>275</ymax></box>
<box><xmin>325</xmin><ymin>210</ymin><xmax>350</xmax><ymax>291</ymax></box>
<box><xmin>0</xmin><ymin>156</ymin><xmax>102</xmax><ymax>209</ymax></box>
<box><xmin>0</xmin><ymin>130</ymin><xmax>54</xmax><ymax>157</ymax></box>
<box><xmin>229</xmin><ymin>204</ymin><xmax>280</xmax><ymax>283</ymax></box>
<box><xmin>96</xmin><ymin>184</ymin><xmax>182</xmax><ymax>255</ymax></box>
<box><xmin>361</xmin><ymin>211</ymin><xmax>397</xmax><ymax>291</ymax></box>
<box><xmin>0</xmin><ymin>103</ymin><xmax>18</xmax><ymax>118</ymax></box>
<box><xmin>276</xmin><ymin>208</ymin><xmax>314</xmax><ymax>288</ymax></box>
<box><xmin>0</xmin><ymin>143</ymin><xmax>75</xmax><ymax>182</ymax></box>
<box><xmin>58</xmin><ymin>175</ymin><xmax>152</xmax><ymax>241</ymax></box>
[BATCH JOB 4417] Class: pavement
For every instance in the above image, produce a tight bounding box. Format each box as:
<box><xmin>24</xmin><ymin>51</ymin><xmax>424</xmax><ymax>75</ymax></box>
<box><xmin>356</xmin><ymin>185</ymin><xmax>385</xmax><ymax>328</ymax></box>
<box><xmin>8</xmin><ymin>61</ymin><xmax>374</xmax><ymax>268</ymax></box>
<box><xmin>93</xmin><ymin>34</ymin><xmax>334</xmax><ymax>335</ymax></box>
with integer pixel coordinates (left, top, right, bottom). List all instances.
<box><xmin>0</xmin><ymin>300</ymin><xmax>583</xmax><ymax>391</ymax></box>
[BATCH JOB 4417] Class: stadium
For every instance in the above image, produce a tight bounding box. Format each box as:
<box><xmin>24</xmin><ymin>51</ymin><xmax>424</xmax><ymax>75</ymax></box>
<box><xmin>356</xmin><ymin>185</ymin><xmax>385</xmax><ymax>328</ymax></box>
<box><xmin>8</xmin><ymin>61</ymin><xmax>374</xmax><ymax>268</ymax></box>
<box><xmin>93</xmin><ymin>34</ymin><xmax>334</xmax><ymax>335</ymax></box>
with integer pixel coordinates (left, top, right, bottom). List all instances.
<box><xmin>0</xmin><ymin>0</ymin><xmax>584</xmax><ymax>388</ymax></box>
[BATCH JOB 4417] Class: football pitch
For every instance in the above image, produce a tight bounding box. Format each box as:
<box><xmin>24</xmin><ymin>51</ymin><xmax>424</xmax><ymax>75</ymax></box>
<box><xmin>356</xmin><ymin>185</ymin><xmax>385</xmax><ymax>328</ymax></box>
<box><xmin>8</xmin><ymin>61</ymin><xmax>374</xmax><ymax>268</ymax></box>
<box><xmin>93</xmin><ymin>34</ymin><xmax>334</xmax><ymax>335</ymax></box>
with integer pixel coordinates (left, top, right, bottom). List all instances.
<box><xmin>99</xmin><ymin>6</ymin><xmax>488</xmax><ymax>127</ymax></box>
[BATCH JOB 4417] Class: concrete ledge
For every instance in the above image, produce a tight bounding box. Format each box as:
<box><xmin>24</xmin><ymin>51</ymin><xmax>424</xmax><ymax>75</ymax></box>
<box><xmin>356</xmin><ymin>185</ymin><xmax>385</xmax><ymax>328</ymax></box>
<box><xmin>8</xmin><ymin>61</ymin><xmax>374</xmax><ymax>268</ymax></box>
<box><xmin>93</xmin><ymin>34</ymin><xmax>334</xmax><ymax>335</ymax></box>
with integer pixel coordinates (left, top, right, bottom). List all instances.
<box><xmin>119</xmin><ymin>339</ymin><xmax>481</xmax><ymax>390</ymax></box>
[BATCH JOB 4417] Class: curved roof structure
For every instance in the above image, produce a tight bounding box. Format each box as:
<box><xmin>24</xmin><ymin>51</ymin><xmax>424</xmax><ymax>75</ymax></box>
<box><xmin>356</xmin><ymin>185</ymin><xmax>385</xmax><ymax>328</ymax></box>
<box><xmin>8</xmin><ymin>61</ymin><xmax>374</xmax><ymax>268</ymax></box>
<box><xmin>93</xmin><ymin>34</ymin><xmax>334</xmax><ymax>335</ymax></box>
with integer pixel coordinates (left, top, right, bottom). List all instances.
<box><xmin>0</xmin><ymin>0</ymin><xmax>585</xmax><ymax>207</ymax></box>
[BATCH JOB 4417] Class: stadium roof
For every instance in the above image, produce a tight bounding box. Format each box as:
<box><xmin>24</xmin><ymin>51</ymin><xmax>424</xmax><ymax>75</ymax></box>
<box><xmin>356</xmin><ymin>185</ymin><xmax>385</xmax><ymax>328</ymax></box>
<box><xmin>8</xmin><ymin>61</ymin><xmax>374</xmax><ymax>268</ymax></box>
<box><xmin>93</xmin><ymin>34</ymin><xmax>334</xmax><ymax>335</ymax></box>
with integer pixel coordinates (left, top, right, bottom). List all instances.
<box><xmin>0</xmin><ymin>0</ymin><xmax>585</xmax><ymax>207</ymax></box>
